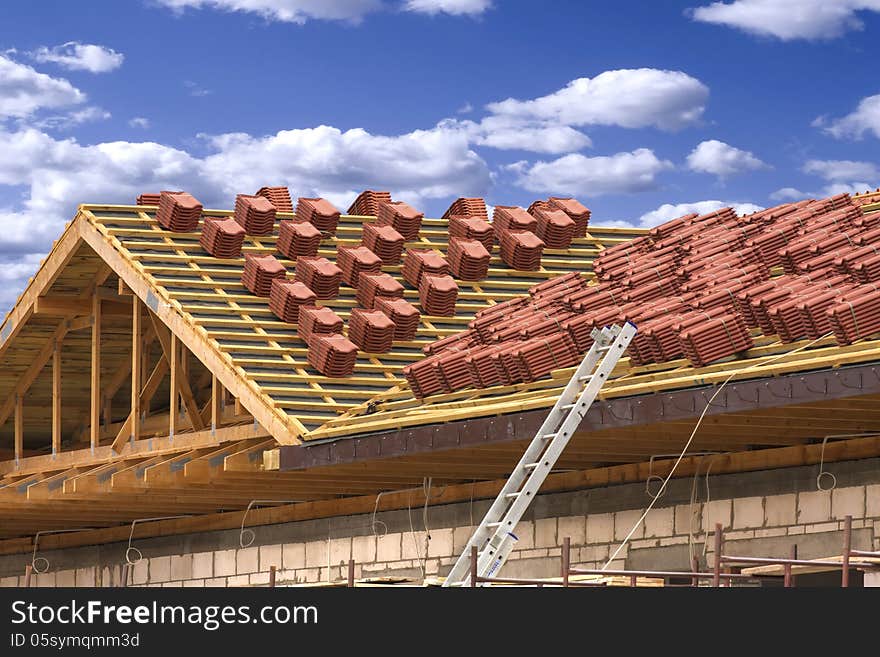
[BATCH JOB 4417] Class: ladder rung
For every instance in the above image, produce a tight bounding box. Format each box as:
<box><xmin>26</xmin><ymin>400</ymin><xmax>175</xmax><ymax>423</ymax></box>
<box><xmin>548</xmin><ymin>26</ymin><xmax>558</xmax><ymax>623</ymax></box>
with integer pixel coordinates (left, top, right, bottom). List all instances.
<box><xmin>524</xmin><ymin>463</ymin><xmax>540</xmax><ymax>470</ymax></box>
<box><xmin>596</xmin><ymin>345</ymin><xmax>611</xmax><ymax>352</ymax></box>
<box><xmin>486</xmin><ymin>522</ymin><xmax>502</xmax><ymax>528</ymax></box>
<box><xmin>540</xmin><ymin>432</ymin><xmax>557</xmax><ymax>440</ymax></box>
<box><xmin>504</xmin><ymin>492</ymin><xmax>520</xmax><ymax>499</ymax></box>
<box><xmin>579</xmin><ymin>375</ymin><xmax>593</xmax><ymax>382</ymax></box>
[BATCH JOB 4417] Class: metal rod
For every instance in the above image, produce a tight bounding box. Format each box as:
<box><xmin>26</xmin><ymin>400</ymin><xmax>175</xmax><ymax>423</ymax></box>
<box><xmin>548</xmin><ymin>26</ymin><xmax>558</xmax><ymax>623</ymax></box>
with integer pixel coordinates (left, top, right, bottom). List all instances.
<box><xmin>470</xmin><ymin>545</ymin><xmax>478</xmax><ymax>588</ymax></box>
<box><xmin>783</xmin><ymin>556</ymin><xmax>792</xmax><ymax>588</ymax></box>
<box><xmin>347</xmin><ymin>559</ymin><xmax>355</xmax><ymax>588</ymax></box>
<box><xmin>474</xmin><ymin>576</ymin><xmax>604</xmax><ymax>587</ymax></box>
<box><xmin>269</xmin><ymin>565</ymin><xmax>276</xmax><ymax>588</ymax></box>
<box><xmin>120</xmin><ymin>563</ymin><xmax>130</xmax><ymax>588</ymax></box>
<box><xmin>850</xmin><ymin>549</ymin><xmax>880</xmax><ymax>558</ymax></box>
<box><xmin>720</xmin><ymin>555</ymin><xmax>879</xmax><ymax>568</ymax></box>
<box><xmin>24</xmin><ymin>564</ymin><xmax>32</xmax><ymax>588</ymax></box>
<box><xmin>569</xmin><ymin>567</ymin><xmax>749</xmax><ymax>580</ymax></box>
<box><xmin>562</xmin><ymin>537</ymin><xmax>570</xmax><ymax>588</ymax></box>
<box><xmin>713</xmin><ymin>523</ymin><xmax>722</xmax><ymax>587</ymax></box>
<box><xmin>630</xmin><ymin>574</ymin><xmax>638</xmax><ymax>587</ymax></box>
<box><xmin>842</xmin><ymin>515</ymin><xmax>852</xmax><ymax>588</ymax></box>
<box><xmin>792</xmin><ymin>544</ymin><xmax>797</xmax><ymax>588</ymax></box>
<box><xmin>691</xmin><ymin>556</ymin><xmax>700</xmax><ymax>587</ymax></box>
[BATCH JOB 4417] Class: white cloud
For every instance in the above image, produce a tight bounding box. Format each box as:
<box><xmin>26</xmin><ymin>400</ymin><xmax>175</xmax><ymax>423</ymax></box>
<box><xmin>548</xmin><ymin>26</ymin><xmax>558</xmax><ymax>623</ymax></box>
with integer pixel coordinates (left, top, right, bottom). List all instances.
<box><xmin>0</xmin><ymin>252</ymin><xmax>45</xmax><ymax>310</ymax></box>
<box><xmin>686</xmin><ymin>139</ymin><xmax>768</xmax><ymax>178</ymax></box>
<box><xmin>155</xmin><ymin>0</ymin><xmax>384</xmax><ymax>23</ymax></box>
<box><xmin>637</xmin><ymin>199</ymin><xmax>764</xmax><ymax>228</ymax></box>
<box><xmin>184</xmin><ymin>80</ymin><xmax>213</xmax><ymax>97</ymax></box>
<box><xmin>803</xmin><ymin>158</ymin><xmax>880</xmax><ymax>181</ymax></box>
<box><xmin>457</xmin><ymin>102</ymin><xmax>473</xmax><ymax>114</ymax></box>
<box><xmin>770</xmin><ymin>187</ymin><xmax>805</xmax><ymax>201</ymax></box>
<box><xmin>512</xmin><ymin>149</ymin><xmax>674</xmax><ymax>196</ymax></box>
<box><xmin>129</xmin><ymin>117</ymin><xmax>151</xmax><ymax>129</ymax></box>
<box><xmin>0</xmin><ymin>54</ymin><xmax>85</xmax><ymax>119</ymax></box>
<box><xmin>441</xmin><ymin>116</ymin><xmax>592</xmax><ymax>154</ymax></box>
<box><xmin>689</xmin><ymin>0</ymin><xmax>880</xmax><ymax>41</ymax></box>
<box><xmin>32</xmin><ymin>106</ymin><xmax>111</xmax><ymax>130</ymax></box>
<box><xmin>31</xmin><ymin>42</ymin><xmax>124</xmax><ymax>73</ymax></box>
<box><xmin>486</xmin><ymin>69</ymin><xmax>709</xmax><ymax>131</ymax></box>
<box><xmin>404</xmin><ymin>0</ymin><xmax>492</xmax><ymax>15</ymax></box>
<box><xmin>820</xmin><ymin>94</ymin><xmax>880</xmax><ymax>140</ymax></box>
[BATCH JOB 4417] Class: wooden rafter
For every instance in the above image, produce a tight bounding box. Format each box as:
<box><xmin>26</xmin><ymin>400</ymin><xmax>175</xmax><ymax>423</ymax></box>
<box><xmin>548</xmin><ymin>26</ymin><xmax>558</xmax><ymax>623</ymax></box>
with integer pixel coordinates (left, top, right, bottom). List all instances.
<box><xmin>52</xmin><ymin>336</ymin><xmax>62</xmax><ymax>455</ymax></box>
<box><xmin>90</xmin><ymin>294</ymin><xmax>101</xmax><ymax>450</ymax></box>
<box><xmin>149</xmin><ymin>311</ymin><xmax>205</xmax><ymax>432</ymax></box>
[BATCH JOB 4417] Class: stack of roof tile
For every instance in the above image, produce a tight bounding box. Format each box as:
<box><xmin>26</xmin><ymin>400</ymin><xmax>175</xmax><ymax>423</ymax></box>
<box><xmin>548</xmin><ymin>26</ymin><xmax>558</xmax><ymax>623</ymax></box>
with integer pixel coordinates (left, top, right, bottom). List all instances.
<box><xmin>136</xmin><ymin>193</ymin><xmax>162</xmax><ymax>206</ymax></box>
<box><xmin>402</xmin><ymin>359</ymin><xmax>444</xmax><ymax>398</ymax></box>
<box><xmin>296</xmin><ymin>197</ymin><xmax>341</xmax><ymax>234</ymax></box>
<box><xmin>375</xmin><ymin>297</ymin><xmax>420</xmax><ymax>341</ymax></box>
<box><xmin>356</xmin><ymin>272</ymin><xmax>404</xmax><ymax>309</ymax></box>
<box><xmin>268</xmin><ymin>279</ymin><xmax>316</xmax><ymax>324</ymax></box>
<box><xmin>294</xmin><ymin>256</ymin><xmax>342</xmax><ymax>299</ymax></box>
<box><xmin>493</xmin><ymin>206</ymin><xmax>538</xmax><ymax>236</ymax></box>
<box><xmin>361</xmin><ymin>223</ymin><xmax>405</xmax><ymax>265</ymax></box>
<box><xmin>499</xmin><ymin>231</ymin><xmax>545</xmax><ymax>270</ymax></box>
<box><xmin>200</xmin><ymin>217</ymin><xmax>246</xmax><ymax>258</ymax></box>
<box><xmin>256</xmin><ymin>186</ymin><xmax>293</xmax><ymax>213</ymax></box>
<box><xmin>298</xmin><ymin>306</ymin><xmax>344</xmax><ymax>345</ymax></box>
<box><xmin>377</xmin><ymin>201</ymin><xmax>423</xmax><ymax>241</ymax></box>
<box><xmin>348</xmin><ymin>190</ymin><xmax>392</xmax><ymax>216</ymax></box>
<box><xmin>419</xmin><ymin>274</ymin><xmax>458</xmax><ymax>316</ymax></box>
<box><xmin>337</xmin><ymin>245</ymin><xmax>382</xmax><ymax>287</ymax></box>
<box><xmin>679</xmin><ymin>313</ymin><xmax>753</xmax><ymax>366</ymax></box>
<box><xmin>277</xmin><ymin>220</ymin><xmax>322</xmax><ymax>260</ymax></box>
<box><xmin>308</xmin><ymin>334</ymin><xmax>359</xmax><ymax>377</ymax></box>
<box><xmin>548</xmin><ymin>197</ymin><xmax>591</xmax><ymax>238</ymax></box>
<box><xmin>157</xmin><ymin>192</ymin><xmax>202</xmax><ymax>232</ymax></box>
<box><xmin>527</xmin><ymin>200</ymin><xmax>552</xmax><ymax>216</ymax></box>
<box><xmin>512</xmin><ymin>333</ymin><xmax>581</xmax><ymax>380</ymax></box>
<box><xmin>849</xmin><ymin>254</ymin><xmax>880</xmax><ymax>283</ymax></box>
<box><xmin>828</xmin><ymin>288</ymin><xmax>880</xmax><ymax>344</ymax></box>
<box><xmin>532</xmin><ymin>207</ymin><xmax>576</xmax><ymax>249</ymax></box>
<box><xmin>234</xmin><ymin>195</ymin><xmax>276</xmax><ymax>236</ymax></box>
<box><xmin>443</xmin><ymin>197</ymin><xmax>488</xmax><ymax>220</ymax></box>
<box><xmin>447</xmin><ymin>238</ymin><xmax>490</xmax><ymax>281</ymax></box>
<box><xmin>448</xmin><ymin>215</ymin><xmax>494</xmax><ymax>252</ymax></box>
<box><xmin>241</xmin><ymin>254</ymin><xmax>286</xmax><ymax>297</ymax></box>
<box><xmin>348</xmin><ymin>308</ymin><xmax>396</xmax><ymax>353</ymax></box>
<box><xmin>402</xmin><ymin>249</ymin><xmax>450</xmax><ymax>287</ymax></box>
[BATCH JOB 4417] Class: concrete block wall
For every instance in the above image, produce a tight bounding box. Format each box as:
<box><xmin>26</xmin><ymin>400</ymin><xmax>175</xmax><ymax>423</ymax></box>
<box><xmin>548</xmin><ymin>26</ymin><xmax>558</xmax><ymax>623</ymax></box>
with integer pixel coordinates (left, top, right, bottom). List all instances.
<box><xmin>1</xmin><ymin>458</ymin><xmax>879</xmax><ymax>587</ymax></box>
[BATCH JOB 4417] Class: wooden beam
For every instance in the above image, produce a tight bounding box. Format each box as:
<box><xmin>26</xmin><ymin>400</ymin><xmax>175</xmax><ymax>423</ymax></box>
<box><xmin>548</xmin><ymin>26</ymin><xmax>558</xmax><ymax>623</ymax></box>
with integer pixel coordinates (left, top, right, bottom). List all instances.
<box><xmin>52</xmin><ymin>337</ymin><xmax>62</xmax><ymax>455</ymax></box>
<box><xmin>34</xmin><ymin>296</ymin><xmax>130</xmax><ymax>317</ymax></box>
<box><xmin>211</xmin><ymin>375</ymin><xmax>223</xmax><ymax>433</ymax></box>
<box><xmin>14</xmin><ymin>394</ymin><xmax>23</xmax><ymax>461</ymax></box>
<box><xmin>110</xmin><ymin>356</ymin><xmax>170</xmax><ymax>452</ymax></box>
<box><xmin>170</xmin><ymin>333</ymin><xmax>179</xmax><ymax>439</ymax></box>
<box><xmin>149</xmin><ymin>312</ymin><xmax>206</xmax><ymax>432</ymax></box>
<box><xmin>131</xmin><ymin>297</ymin><xmax>141</xmax><ymax>448</ymax></box>
<box><xmin>90</xmin><ymin>295</ymin><xmax>101</xmax><ymax>450</ymax></box>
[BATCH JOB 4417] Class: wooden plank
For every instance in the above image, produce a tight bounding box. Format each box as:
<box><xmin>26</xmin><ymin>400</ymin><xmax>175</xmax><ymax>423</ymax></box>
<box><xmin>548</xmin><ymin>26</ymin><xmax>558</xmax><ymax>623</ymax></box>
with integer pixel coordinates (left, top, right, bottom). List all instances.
<box><xmin>90</xmin><ymin>295</ymin><xmax>101</xmax><ymax>450</ymax></box>
<box><xmin>211</xmin><ymin>375</ymin><xmax>222</xmax><ymax>432</ymax></box>
<box><xmin>170</xmin><ymin>333</ymin><xmax>179</xmax><ymax>439</ymax></box>
<box><xmin>35</xmin><ymin>296</ymin><xmax>130</xmax><ymax>317</ymax></box>
<box><xmin>14</xmin><ymin>395</ymin><xmax>23</xmax><ymax>461</ymax></box>
<box><xmin>52</xmin><ymin>337</ymin><xmax>62</xmax><ymax>455</ymax></box>
<box><xmin>131</xmin><ymin>297</ymin><xmax>141</xmax><ymax>446</ymax></box>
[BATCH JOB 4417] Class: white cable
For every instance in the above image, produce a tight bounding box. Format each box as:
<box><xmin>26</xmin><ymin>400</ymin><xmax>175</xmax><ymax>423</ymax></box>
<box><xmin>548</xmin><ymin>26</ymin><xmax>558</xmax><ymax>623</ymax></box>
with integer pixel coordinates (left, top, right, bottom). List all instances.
<box><xmin>31</xmin><ymin>529</ymin><xmax>97</xmax><ymax>574</ymax></box>
<box><xmin>602</xmin><ymin>333</ymin><xmax>832</xmax><ymax>570</ymax></box>
<box><xmin>126</xmin><ymin>516</ymin><xmax>190</xmax><ymax>565</ymax></box>
<box><xmin>817</xmin><ymin>436</ymin><xmax>837</xmax><ymax>491</ymax></box>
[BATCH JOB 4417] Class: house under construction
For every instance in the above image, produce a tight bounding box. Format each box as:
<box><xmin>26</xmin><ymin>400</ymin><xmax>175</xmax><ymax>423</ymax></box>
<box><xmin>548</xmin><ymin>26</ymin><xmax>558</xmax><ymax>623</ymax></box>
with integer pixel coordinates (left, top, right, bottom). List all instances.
<box><xmin>1</xmin><ymin>187</ymin><xmax>880</xmax><ymax>588</ymax></box>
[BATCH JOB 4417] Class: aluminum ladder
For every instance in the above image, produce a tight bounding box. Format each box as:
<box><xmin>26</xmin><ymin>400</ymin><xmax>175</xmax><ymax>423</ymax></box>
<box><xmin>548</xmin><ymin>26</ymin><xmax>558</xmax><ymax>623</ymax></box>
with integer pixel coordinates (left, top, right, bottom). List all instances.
<box><xmin>442</xmin><ymin>322</ymin><xmax>637</xmax><ymax>587</ymax></box>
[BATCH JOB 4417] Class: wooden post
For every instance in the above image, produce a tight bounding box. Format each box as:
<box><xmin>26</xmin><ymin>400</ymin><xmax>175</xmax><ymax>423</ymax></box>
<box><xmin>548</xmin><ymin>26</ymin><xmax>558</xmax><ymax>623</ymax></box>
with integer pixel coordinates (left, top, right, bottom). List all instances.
<box><xmin>14</xmin><ymin>393</ymin><xmax>23</xmax><ymax>461</ymax></box>
<box><xmin>170</xmin><ymin>333</ymin><xmax>179</xmax><ymax>439</ymax></box>
<box><xmin>131</xmin><ymin>297</ymin><xmax>141</xmax><ymax>444</ymax></box>
<box><xmin>90</xmin><ymin>295</ymin><xmax>101</xmax><ymax>450</ymax></box>
<box><xmin>52</xmin><ymin>338</ymin><xmax>62</xmax><ymax>455</ymax></box>
<box><xmin>211</xmin><ymin>375</ymin><xmax>222</xmax><ymax>434</ymax></box>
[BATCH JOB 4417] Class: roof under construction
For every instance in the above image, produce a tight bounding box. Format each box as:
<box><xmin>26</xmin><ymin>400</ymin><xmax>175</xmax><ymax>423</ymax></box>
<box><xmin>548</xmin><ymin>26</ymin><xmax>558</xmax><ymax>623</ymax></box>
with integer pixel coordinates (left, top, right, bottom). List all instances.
<box><xmin>2</xmin><ymin>188</ymin><xmax>880</xmax><ymax>548</ymax></box>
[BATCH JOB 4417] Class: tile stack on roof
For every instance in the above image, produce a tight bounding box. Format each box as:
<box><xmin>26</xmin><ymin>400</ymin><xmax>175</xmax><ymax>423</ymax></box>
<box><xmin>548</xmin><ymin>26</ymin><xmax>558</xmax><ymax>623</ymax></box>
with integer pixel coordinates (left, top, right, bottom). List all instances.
<box><xmin>447</xmin><ymin>238</ymin><xmax>490</xmax><ymax>281</ymax></box>
<box><xmin>256</xmin><ymin>186</ymin><xmax>293</xmax><ymax>213</ymax></box>
<box><xmin>493</xmin><ymin>206</ymin><xmax>538</xmax><ymax>236</ymax></box>
<box><xmin>361</xmin><ymin>223</ymin><xmax>405</xmax><ymax>266</ymax></box>
<box><xmin>337</xmin><ymin>245</ymin><xmax>382</xmax><ymax>287</ymax></box>
<box><xmin>443</xmin><ymin>197</ymin><xmax>488</xmax><ymax>220</ymax></box>
<box><xmin>308</xmin><ymin>334</ymin><xmax>359</xmax><ymax>377</ymax></box>
<box><xmin>531</xmin><ymin>206</ymin><xmax>576</xmax><ymax>249</ymax></box>
<box><xmin>234</xmin><ymin>194</ymin><xmax>276</xmax><ymax>236</ymax></box>
<box><xmin>298</xmin><ymin>306</ymin><xmax>344</xmax><ymax>345</ymax></box>
<box><xmin>269</xmin><ymin>279</ymin><xmax>316</xmax><ymax>323</ymax></box>
<box><xmin>296</xmin><ymin>197</ymin><xmax>341</xmax><ymax>235</ymax></box>
<box><xmin>679</xmin><ymin>313</ymin><xmax>753</xmax><ymax>367</ymax></box>
<box><xmin>200</xmin><ymin>217</ymin><xmax>246</xmax><ymax>258</ymax></box>
<box><xmin>499</xmin><ymin>230</ymin><xmax>545</xmax><ymax>270</ymax></box>
<box><xmin>449</xmin><ymin>215</ymin><xmax>494</xmax><ymax>252</ymax></box>
<box><xmin>828</xmin><ymin>288</ymin><xmax>880</xmax><ymax>344</ymax></box>
<box><xmin>402</xmin><ymin>249</ymin><xmax>450</xmax><ymax>288</ymax></box>
<box><xmin>241</xmin><ymin>254</ymin><xmax>286</xmax><ymax>297</ymax></box>
<box><xmin>356</xmin><ymin>272</ymin><xmax>404</xmax><ymax>309</ymax></box>
<box><xmin>402</xmin><ymin>359</ymin><xmax>444</xmax><ymax>398</ymax></box>
<box><xmin>136</xmin><ymin>192</ymin><xmax>162</xmax><ymax>206</ymax></box>
<box><xmin>348</xmin><ymin>190</ymin><xmax>392</xmax><ymax>216</ymax></box>
<box><xmin>294</xmin><ymin>256</ymin><xmax>342</xmax><ymax>299</ymax></box>
<box><xmin>375</xmin><ymin>297</ymin><xmax>420</xmax><ymax>341</ymax></box>
<box><xmin>157</xmin><ymin>191</ymin><xmax>203</xmax><ymax>232</ymax></box>
<box><xmin>277</xmin><ymin>219</ymin><xmax>322</xmax><ymax>260</ymax></box>
<box><xmin>419</xmin><ymin>274</ymin><xmax>459</xmax><ymax>316</ymax></box>
<box><xmin>548</xmin><ymin>197</ymin><xmax>591</xmax><ymax>238</ymax></box>
<box><xmin>377</xmin><ymin>201</ymin><xmax>424</xmax><ymax>241</ymax></box>
<box><xmin>348</xmin><ymin>308</ymin><xmax>396</xmax><ymax>353</ymax></box>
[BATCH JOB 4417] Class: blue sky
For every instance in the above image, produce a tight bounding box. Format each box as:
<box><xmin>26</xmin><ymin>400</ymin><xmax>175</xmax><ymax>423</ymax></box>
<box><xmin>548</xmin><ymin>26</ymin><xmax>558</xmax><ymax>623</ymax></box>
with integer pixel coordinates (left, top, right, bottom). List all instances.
<box><xmin>1</xmin><ymin>0</ymin><xmax>880</xmax><ymax>307</ymax></box>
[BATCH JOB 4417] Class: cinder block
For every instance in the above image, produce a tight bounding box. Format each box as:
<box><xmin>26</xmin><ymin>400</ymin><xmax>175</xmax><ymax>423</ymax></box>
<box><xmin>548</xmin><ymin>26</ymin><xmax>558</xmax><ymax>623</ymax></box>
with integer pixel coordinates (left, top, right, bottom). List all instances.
<box><xmin>831</xmin><ymin>486</ymin><xmax>865</xmax><ymax>520</ymax></box>
<box><xmin>659</xmin><ymin>535</ymin><xmax>689</xmax><ymax>547</ymax></box>
<box><xmin>788</xmin><ymin>525</ymin><xmax>805</xmax><ymax>535</ymax></box>
<box><xmin>558</xmin><ymin>516</ymin><xmax>586</xmax><ymax>545</ymax></box>
<box><xmin>0</xmin><ymin>576</ymin><xmax>20</xmax><ymax>587</ymax></box>
<box><xmin>724</xmin><ymin>529</ymin><xmax>755</xmax><ymax>540</ymax></box>
<box><xmin>214</xmin><ymin>549</ymin><xmax>236</xmax><ymax>577</ymax></box>
<box><xmin>513</xmin><ymin>521</ymin><xmax>534</xmax><ymax>550</ymax></box>
<box><xmin>351</xmin><ymin>535</ymin><xmax>376</xmax><ymax>564</ymax></box>
<box><xmin>754</xmin><ymin>528</ymin><xmax>787</xmax><ymax>538</ymax></box>
<box><xmin>631</xmin><ymin>538</ymin><xmax>659</xmax><ymax>550</ymax></box>
<box><xmin>56</xmin><ymin>569</ymin><xmax>76</xmax><ymax>587</ymax></box>
<box><xmin>192</xmin><ymin>552</ymin><xmax>213</xmax><ymax>579</ymax></box>
<box><xmin>586</xmin><ymin>512</ymin><xmax>614</xmax><ymax>544</ymax></box>
<box><xmin>283</xmin><ymin>543</ymin><xmax>306</xmax><ymax>571</ymax></box>
<box><xmin>183</xmin><ymin>579</ymin><xmax>204</xmax><ymax>588</ymax></box>
<box><xmin>804</xmin><ymin>521</ymin><xmax>839</xmax><ymax>534</ymax></box>
<box><xmin>701</xmin><ymin>499</ymin><xmax>732</xmax><ymax>531</ymax></box>
<box><xmin>453</xmin><ymin>526</ymin><xmax>476</xmax><ymax>554</ymax></box>
<box><xmin>427</xmin><ymin>528</ymin><xmax>454</xmax><ymax>558</ymax></box>
<box><xmin>614</xmin><ymin>509</ymin><xmax>644</xmax><ymax>541</ymax></box>
<box><xmin>329</xmin><ymin>537</ymin><xmax>351</xmax><ymax>565</ymax></box>
<box><xmin>205</xmin><ymin>577</ymin><xmax>227</xmax><ymax>588</ymax></box>
<box><xmin>259</xmin><ymin>544</ymin><xmax>282</xmax><ymax>571</ymax></box>
<box><xmin>798</xmin><ymin>489</ymin><xmax>832</xmax><ymax>524</ymax></box>
<box><xmin>376</xmin><ymin>533</ymin><xmax>401</xmax><ymax>562</ymax></box>
<box><xmin>535</xmin><ymin>518</ymin><xmax>558</xmax><ymax>548</ymax></box>
<box><xmin>401</xmin><ymin>531</ymin><xmax>427</xmax><ymax>560</ymax></box>
<box><xmin>764</xmin><ymin>493</ymin><xmax>796</xmax><ymax>527</ymax></box>
<box><xmin>75</xmin><ymin>567</ymin><xmax>96</xmax><ymax>587</ymax></box>
<box><xmin>578</xmin><ymin>545</ymin><xmax>609</xmax><ymax>563</ymax></box>
<box><xmin>733</xmin><ymin>497</ymin><xmax>764</xmax><ymax>529</ymax></box>
<box><xmin>675</xmin><ymin>504</ymin><xmax>700</xmax><ymax>536</ymax></box>
<box><xmin>161</xmin><ymin>582</ymin><xmax>180</xmax><ymax>588</ymax></box>
<box><xmin>227</xmin><ymin>575</ymin><xmax>250</xmax><ymax>587</ymax></box>
<box><xmin>249</xmin><ymin>572</ymin><xmax>270</xmax><ymax>586</ymax></box>
<box><xmin>643</xmin><ymin>506</ymin><xmax>674</xmax><ymax>538</ymax></box>
<box><xmin>148</xmin><ymin>558</ymin><xmax>169</xmax><ymax>584</ymax></box>
<box><xmin>425</xmin><ymin>559</ymin><xmax>440</xmax><ymax>575</ymax></box>
<box><xmin>866</xmin><ymin>485</ymin><xmax>880</xmax><ymax>518</ymax></box>
<box><xmin>170</xmin><ymin>554</ymin><xmax>193</xmax><ymax>581</ymax></box>
<box><xmin>35</xmin><ymin>572</ymin><xmax>56</xmax><ymax>588</ymax></box>
<box><xmin>236</xmin><ymin>547</ymin><xmax>259</xmax><ymax>574</ymax></box>
<box><xmin>305</xmin><ymin>540</ymin><xmax>327</xmax><ymax>569</ymax></box>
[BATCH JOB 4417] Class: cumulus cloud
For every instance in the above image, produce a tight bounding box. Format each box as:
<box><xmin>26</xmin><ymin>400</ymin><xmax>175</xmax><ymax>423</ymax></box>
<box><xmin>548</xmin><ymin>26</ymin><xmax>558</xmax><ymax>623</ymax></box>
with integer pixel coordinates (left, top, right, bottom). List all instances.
<box><xmin>0</xmin><ymin>54</ymin><xmax>85</xmax><ymax>119</ymax></box>
<box><xmin>129</xmin><ymin>117</ymin><xmax>151</xmax><ymax>129</ymax></box>
<box><xmin>637</xmin><ymin>199</ymin><xmax>764</xmax><ymax>228</ymax></box>
<box><xmin>440</xmin><ymin>116</ymin><xmax>592</xmax><ymax>154</ymax></box>
<box><xmin>154</xmin><ymin>0</ymin><xmax>384</xmax><ymax>23</ymax></box>
<box><xmin>686</xmin><ymin>139</ymin><xmax>768</xmax><ymax>178</ymax></box>
<box><xmin>31</xmin><ymin>106</ymin><xmax>111</xmax><ymax>130</ymax></box>
<box><xmin>802</xmin><ymin>158</ymin><xmax>880</xmax><ymax>182</ymax></box>
<box><xmin>819</xmin><ymin>94</ymin><xmax>880</xmax><ymax>140</ymax></box>
<box><xmin>31</xmin><ymin>42</ymin><xmax>124</xmax><ymax>73</ymax></box>
<box><xmin>404</xmin><ymin>0</ymin><xmax>493</xmax><ymax>15</ymax></box>
<box><xmin>512</xmin><ymin>149</ymin><xmax>674</xmax><ymax>196</ymax></box>
<box><xmin>688</xmin><ymin>0</ymin><xmax>880</xmax><ymax>41</ymax></box>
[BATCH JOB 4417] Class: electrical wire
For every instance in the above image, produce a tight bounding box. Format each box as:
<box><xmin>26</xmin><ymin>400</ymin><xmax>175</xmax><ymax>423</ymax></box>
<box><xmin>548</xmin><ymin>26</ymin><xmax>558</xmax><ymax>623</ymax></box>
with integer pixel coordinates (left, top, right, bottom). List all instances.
<box><xmin>602</xmin><ymin>332</ymin><xmax>833</xmax><ymax>570</ymax></box>
<box><xmin>31</xmin><ymin>528</ymin><xmax>97</xmax><ymax>574</ymax></box>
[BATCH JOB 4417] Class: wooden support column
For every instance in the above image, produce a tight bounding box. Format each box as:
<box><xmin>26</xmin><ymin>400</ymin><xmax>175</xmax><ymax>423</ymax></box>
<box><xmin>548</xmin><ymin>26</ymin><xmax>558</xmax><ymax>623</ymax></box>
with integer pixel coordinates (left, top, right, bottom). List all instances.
<box><xmin>131</xmin><ymin>296</ymin><xmax>142</xmax><ymax>444</ymax></box>
<box><xmin>52</xmin><ymin>338</ymin><xmax>62</xmax><ymax>455</ymax></box>
<box><xmin>211</xmin><ymin>375</ymin><xmax>223</xmax><ymax>434</ymax></box>
<box><xmin>90</xmin><ymin>295</ymin><xmax>101</xmax><ymax>450</ymax></box>
<box><xmin>14</xmin><ymin>394</ymin><xmax>23</xmax><ymax>462</ymax></box>
<box><xmin>170</xmin><ymin>333</ymin><xmax>179</xmax><ymax>439</ymax></box>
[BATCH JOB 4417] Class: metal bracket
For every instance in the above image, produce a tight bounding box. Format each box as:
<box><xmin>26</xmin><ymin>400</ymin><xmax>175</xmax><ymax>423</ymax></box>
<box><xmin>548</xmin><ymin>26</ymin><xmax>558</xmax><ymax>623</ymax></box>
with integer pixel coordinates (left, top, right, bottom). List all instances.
<box><xmin>801</xmin><ymin>376</ymin><xmax>828</xmax><ymax>395</ymax></box>
<box><xmin>765</xmin><ymin>380</ymin><xmax>793</xmax><ymax>399</ymax></box>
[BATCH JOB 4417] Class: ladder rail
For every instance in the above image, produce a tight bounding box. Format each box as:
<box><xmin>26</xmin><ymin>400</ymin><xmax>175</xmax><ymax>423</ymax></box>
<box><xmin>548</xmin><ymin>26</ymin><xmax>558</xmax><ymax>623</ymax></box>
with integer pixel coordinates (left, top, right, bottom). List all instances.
<box><xmin>443</xmin><ymin>322</ymin><xmax>637</xmax><ymax>586</ymax></box>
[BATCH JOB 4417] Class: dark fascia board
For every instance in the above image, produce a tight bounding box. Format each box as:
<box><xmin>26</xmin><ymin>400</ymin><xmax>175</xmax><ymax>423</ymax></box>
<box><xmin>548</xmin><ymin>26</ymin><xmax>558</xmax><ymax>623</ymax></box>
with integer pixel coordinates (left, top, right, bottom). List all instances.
<box><xmin>278</xmin><ymin>362</ymin><xmax>880</xmax><ymax>471</ymax></box>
